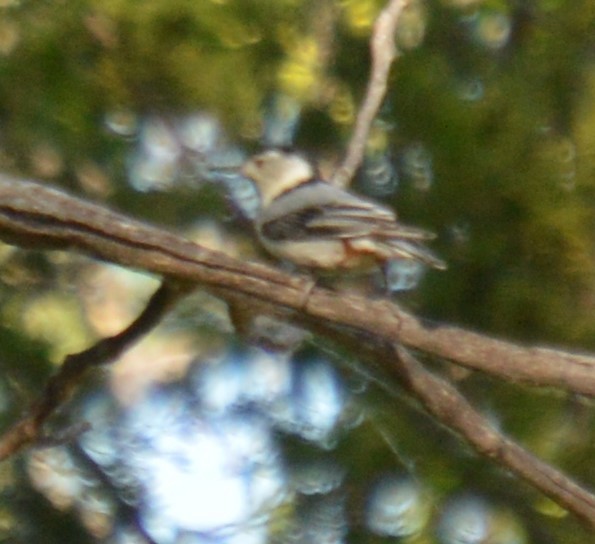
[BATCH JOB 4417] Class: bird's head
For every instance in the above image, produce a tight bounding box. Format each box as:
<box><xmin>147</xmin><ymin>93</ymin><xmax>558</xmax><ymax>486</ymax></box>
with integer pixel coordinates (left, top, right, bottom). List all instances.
<box><xmin>241</xmin><ymin>149</ymin><xmax>314</xmax><ymax>207</ymax></box>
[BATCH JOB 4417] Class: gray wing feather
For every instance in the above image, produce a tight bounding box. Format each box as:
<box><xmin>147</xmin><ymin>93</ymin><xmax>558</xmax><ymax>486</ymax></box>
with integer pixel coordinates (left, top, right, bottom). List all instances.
<box><xmin>259</xmin><ymin>181</ymin><xmax>446</xmax><ymax>269</ymax></box>
<box><xmin>306</xmin><ymin>212</ymin><xmax>436</xmax><ymax>240</ymax></box>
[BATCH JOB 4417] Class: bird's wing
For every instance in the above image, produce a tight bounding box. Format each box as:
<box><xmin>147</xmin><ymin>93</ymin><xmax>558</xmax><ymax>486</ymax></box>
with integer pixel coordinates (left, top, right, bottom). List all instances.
<box><xmin>259</xmin><ymin>180</ymin><xmax>438</xmax><ymax>247</ymax></box>
<box><xmin>259</xmin><ymin>205</ymin><xmax>346</xmax><ymax>241</ymax></box>
<box><xmin>306</xmin><ymin>205</ymin><xmax>437</xmax><ymax>240</ymax></box>
<box><xmin>260</xmin><ymin>202</ymin><xmax>436</xmax><ymax>242</ymax></box>
<box><xmin>311</xmin><ymin>207</ymin><xmax>447</xmax><ymax>268</ymax></box>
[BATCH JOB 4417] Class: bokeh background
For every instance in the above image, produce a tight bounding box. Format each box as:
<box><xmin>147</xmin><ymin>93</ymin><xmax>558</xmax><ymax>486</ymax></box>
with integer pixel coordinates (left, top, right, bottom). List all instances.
<box><xmin>0</xmin><ymin>0</ymin><xmax>594</xmax><ymax>542</ymax></box>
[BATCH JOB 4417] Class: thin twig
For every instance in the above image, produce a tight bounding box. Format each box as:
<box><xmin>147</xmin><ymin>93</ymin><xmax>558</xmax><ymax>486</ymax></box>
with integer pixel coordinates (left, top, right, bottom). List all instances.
<box><xmin>0</xmin><ymin>281</ymin><xmax>184</xmax><ymax>461</ymax></box>
<box><xmin>332</xmin><ymin>0</ymin><xmax>411</xmax><ymax>186</ymax></box>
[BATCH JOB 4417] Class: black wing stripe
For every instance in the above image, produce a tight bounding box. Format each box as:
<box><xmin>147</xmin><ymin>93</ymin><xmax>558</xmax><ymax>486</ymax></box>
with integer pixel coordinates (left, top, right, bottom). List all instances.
<box><xmin>260</xmin><ymin>207</ymin><xmax>335</xmax><ymax>240</ymax></box>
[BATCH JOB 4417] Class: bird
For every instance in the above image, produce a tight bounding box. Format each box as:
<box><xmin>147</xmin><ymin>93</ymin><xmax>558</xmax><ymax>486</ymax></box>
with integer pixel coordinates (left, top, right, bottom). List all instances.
<box><xmin>240</xmin><ymin>149</ymin><xmax>446</xmax><ymax>277</ymax></box>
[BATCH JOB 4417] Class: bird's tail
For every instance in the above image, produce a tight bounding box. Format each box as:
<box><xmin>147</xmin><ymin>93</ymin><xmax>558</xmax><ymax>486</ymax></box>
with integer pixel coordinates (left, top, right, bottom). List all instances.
<box><xmin>382</xmin><ymin>239</ymin><xmax>447</xmax><ymax>270</ymax></box>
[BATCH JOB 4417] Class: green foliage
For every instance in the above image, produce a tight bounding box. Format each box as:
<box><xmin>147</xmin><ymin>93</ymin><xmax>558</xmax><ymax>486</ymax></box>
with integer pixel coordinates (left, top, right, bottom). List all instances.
<box><xmin>391</xmin><ymin>1</ymin><xmax>595</xmax><ymax>346</ymax></box>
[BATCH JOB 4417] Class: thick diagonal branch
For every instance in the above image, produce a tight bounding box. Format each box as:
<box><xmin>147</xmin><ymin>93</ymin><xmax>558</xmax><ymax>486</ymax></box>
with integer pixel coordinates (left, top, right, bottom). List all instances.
<box><xmin>0</xmin><ymin>175</ymin><xmax>594</xmax><ymax>397</ymax></box>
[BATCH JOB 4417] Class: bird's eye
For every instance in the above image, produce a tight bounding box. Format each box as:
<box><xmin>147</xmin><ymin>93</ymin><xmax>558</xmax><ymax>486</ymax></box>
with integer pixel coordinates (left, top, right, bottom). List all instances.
<box><xmin>253</xmin><ymin>157</ymin><xmax>266</xmax><ymax>169</ymax></box>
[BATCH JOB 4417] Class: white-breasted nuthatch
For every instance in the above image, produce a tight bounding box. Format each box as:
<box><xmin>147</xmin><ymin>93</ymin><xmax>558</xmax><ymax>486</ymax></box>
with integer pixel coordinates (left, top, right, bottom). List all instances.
<box><xmin>240</xmin><ymin>149</ymin><xmax>446</xmax><ymax>275</ymax></box>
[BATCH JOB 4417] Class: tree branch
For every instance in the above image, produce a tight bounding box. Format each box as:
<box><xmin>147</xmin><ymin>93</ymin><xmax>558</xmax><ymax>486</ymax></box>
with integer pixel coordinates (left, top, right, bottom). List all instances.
<box><xmin>305</xmin><ymin>289</ymin><xmax>595</xmax><ymax>396</ymax></box>
<box><xmin>298</xmin><ymin>319</ymin><xmax>595</xmax><ymax>529</ymax></box>
<box><xmin>0</xmin><ymin>281</ymin><xmax>184</xmax><ymax>461</ymax></box>
<box><xmin>0</xmin><ymin>174</ymin><xmax>594</xmax><ymax>397</ymax></box>
<box><xmin>391</xmin><ymin>346</ymin><xmax>595</xmax><ymax>529</ymax></box>
<box><xmin>332</xmin><ymin>0</ymin><xmax>411</xmax><ymax>186</ymax></box>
